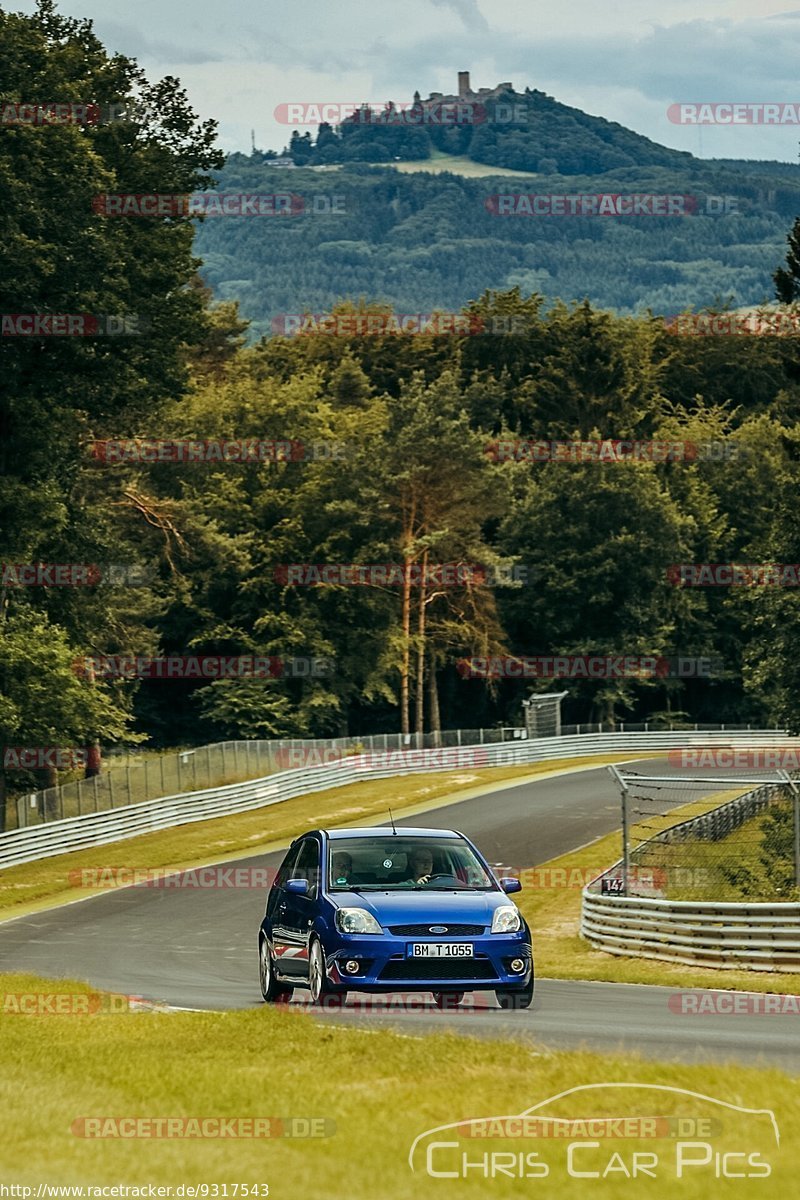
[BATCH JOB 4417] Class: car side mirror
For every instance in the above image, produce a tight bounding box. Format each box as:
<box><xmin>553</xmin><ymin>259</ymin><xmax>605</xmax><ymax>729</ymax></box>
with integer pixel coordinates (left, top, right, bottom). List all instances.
<box><xmin>285</xmin><ymin>878</ymin><xmax>309</xmax><ymax>895</ymax></box>
<box><xmin>501</xmin><ymin>877</ymin><xmax>521</xmax><ymax>894</ymax></box>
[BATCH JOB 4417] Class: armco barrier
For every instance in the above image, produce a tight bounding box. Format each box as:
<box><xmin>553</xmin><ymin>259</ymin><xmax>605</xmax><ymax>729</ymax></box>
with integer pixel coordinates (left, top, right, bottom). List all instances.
<box><xmin>0</xmin><ymin>729</ymin><xmax>790</xmax><ymax>871</ymax></box>
<box><xmin>582</xmin><ymin>770</ymin><xmax>800</xmax><ymax>972</ymax></box>
<box><xmin>581</xmin><ymin>892</ymin><xmax>800</xmax><ymax>972</ymax></box>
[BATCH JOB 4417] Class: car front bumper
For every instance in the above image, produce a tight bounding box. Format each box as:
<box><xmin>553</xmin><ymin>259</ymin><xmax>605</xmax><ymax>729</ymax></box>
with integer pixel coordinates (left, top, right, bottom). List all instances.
<box><xmin>323</xmin><ymin>929</ymin><xmax>533</xmax><ymax>991</ymax></box>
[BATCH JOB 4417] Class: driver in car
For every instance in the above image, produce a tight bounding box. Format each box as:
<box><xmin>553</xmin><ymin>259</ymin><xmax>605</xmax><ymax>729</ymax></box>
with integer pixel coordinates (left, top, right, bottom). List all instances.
<box><xmin>402</xmin><ymin>847</ymin><xmax>435</xmax><ymax>885</ymax></box>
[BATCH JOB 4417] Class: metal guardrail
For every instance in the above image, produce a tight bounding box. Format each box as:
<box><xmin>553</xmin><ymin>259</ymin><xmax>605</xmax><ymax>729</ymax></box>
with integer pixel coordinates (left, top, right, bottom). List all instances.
<box><xmin>12</xmin><ymin>721</ymin><xmax>769</xmax><ymax>830</ymax></box>
<box><xmin>581</xmin><ymin>893</ymin><xmax>800</xmax><ymax>972</ymax></box>
<box><xmin>11</xmin><ymin>727</ymin><xmax>530</xmax><ymax>829</ymax></box>
<box><xmin>0</xmin><ymin>728</ymin><xmax>790</xmax><ymax>871</ymax></box>
<box><xmin>582</xmin><ymin>771</ymin><xmax>800</xmax><ymax>971</ymax></box>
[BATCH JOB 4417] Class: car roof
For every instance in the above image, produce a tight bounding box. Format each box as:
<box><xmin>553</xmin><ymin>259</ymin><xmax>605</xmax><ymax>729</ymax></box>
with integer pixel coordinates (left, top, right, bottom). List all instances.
<box><xmin>324</xmin><ymin>826</ymin><xmax>463</xmax><ymax>840</ymax></box>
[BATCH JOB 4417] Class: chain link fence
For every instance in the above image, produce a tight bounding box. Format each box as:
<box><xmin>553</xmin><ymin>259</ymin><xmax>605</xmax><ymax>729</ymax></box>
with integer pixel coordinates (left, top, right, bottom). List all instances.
<box><xmin>6</xmin><ymin>727</ymin><xmax>532</xmax><ymax>830</ymax></box>
<box><xmin>604</xmin><ymin>769</ymin><xmax>800</xmax><ymax>902</ymax></box>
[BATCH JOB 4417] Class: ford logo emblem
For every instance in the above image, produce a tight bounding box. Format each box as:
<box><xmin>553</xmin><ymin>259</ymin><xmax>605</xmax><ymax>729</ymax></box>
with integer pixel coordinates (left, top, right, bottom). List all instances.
<box><xmin>429</xmin><ymin>925</ymin><xmax>448</xmax><ymax>934</ymax></box>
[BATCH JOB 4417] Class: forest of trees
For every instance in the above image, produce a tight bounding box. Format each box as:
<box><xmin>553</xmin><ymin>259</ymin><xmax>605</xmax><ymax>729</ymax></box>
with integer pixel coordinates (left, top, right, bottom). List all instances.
<box><xmin>6</xmin><ymin>3</ymin><xmax>800</xmax><ymax>812</ymax></box>
<box><xmin>196</xmin><ymin>155</ymin><xmax>800</xmax><ymax>328</ymax></box>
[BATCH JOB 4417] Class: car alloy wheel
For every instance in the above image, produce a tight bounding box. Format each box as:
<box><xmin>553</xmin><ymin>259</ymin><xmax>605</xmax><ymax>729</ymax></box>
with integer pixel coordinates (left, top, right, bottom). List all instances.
<box><xmin>259</xmin><ymin>937</ymin><xmax>293</xmax><ymax>1004</ymax></box>
<box><xmin>309</xmin><ymin>939</ymin><xmax>326</xmax><ymax>1003</ymax></box>
<box><xmin>259</xmin><ymin>939</ymin><xmax>272</xmax><ymax>999</ymax></box>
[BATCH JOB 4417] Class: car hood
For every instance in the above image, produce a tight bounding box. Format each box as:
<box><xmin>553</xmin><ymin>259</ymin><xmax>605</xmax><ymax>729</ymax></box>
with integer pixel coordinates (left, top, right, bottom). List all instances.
<box><xmin>330</xmin><ymin>888</ymin><xmax>511</xmax><ymax>926</ymax></box>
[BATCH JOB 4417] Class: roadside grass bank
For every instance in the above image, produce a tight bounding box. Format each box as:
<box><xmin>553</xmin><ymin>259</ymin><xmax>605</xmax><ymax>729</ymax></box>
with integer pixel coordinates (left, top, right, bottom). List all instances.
<box><xmin>0</xmin><ymin>970</ymin><xmax>794</xmax><ymax>1196</ymax></box>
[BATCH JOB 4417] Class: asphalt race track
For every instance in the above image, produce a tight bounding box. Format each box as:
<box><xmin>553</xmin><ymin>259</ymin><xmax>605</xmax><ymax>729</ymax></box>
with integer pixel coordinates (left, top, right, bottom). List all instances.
<box><xmin>1</xmin><ymin>758</ymin><xmax>798</xmax><ymax>1070</ymax></box>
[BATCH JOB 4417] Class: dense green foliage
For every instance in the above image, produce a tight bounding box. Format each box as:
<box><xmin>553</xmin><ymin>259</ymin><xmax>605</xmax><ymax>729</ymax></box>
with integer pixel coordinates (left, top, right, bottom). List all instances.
<box><xmin>196</xmin><ymin>155</ymin><xmax>800</xmax><ymax>329</ymax></box>
<box><xmin>5</xmin><ymin>3</ymin><xmax>800</xmax><ymax>813</ymax></box>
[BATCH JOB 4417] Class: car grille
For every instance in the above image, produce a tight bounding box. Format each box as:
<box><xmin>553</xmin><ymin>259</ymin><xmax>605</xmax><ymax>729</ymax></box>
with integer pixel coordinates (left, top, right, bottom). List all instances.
<box><xmin>387</xmin><ymin>923</ymin><xmax>485</xmax><ymax>937</ymax></box>
<box><xmin>379</xmin><ymin>959</ymin><xmax>497</xmax><ymax>981</ymax></box>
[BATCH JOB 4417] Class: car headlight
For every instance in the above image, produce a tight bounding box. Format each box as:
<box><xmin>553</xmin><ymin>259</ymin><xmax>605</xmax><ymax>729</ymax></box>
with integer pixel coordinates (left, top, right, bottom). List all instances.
<box><xmin>335</xmin><ymin>907</ymin><xmax>383</xmax><ymax>934</ymax></box>
<box><xmin>491</xmin><ymin>905</ymin><xmax>521</xmax><ymax>933</ymax></box>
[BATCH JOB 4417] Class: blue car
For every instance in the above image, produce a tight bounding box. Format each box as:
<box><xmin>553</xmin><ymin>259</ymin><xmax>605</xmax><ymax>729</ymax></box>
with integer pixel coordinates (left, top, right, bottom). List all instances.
<box><xmin>258</xmin><ymin>826</ymin><xmax>533</xmax><ymax>1009</ymax></box>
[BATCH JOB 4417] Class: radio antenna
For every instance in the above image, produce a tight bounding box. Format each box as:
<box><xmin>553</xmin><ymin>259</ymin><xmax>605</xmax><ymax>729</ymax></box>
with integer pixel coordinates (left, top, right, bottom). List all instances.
<box><xmin>388</xmin><ymin>807</ymin><xmax>398</xmax><ymax>835</ymax></box>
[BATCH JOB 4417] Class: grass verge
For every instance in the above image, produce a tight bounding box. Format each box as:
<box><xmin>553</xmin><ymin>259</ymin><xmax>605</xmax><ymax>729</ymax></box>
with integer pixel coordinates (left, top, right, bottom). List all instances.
<box><xmin>0</xmin><ymin>969</ymin><xmax>795</xmax><ymax>1195</ymax></box>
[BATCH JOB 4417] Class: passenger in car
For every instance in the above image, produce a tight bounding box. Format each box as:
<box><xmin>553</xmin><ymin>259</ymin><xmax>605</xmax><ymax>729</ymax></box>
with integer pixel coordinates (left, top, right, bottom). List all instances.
<box><xmin>331</xmin><ymin>851</ymin><xmax>354</xmax><ymax>885</ymax></box>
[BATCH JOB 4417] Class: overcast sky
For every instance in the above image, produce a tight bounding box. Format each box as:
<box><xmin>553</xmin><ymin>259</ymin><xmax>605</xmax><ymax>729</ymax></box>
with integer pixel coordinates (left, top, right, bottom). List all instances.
<box><xmin>16</xmin><ymin>0</ymin><xmax>800</xmax><ymax>161</ymax></box>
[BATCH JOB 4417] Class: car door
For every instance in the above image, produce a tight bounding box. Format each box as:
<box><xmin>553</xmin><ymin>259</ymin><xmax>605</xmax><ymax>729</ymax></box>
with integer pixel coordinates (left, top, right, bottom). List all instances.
<box><xmin>278</xmin><ymin>837</ymin><xmax>321</xmax><ymax>979</ymax></box>
<box><xmin>269</xmin><ymin>842</ymin><xmax>302</xmax><ymax>976</ymax></box>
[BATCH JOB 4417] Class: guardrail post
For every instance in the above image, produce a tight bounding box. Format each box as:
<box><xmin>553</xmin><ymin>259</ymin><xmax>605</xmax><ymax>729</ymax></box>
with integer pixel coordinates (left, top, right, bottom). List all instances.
<box><xmin>779</xmin><ymin>770</ymin><xmax>800</xmax><ymax>889</ymax></box>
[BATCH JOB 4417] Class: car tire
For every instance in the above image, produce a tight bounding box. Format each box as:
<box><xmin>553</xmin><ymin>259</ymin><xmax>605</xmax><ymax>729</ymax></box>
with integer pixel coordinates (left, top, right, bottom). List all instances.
<box><xmin>495</xmin><ymin>973</ymin><xmax>534</xmax><ymax>1010</ymax></box>
<box><xmin>259</xmin><ymin>937</ymin><xmax>293</xmax><ymax>1004</ymax></box>
<box><xmin>432</xmin><ymin>992</ymin><xmax>465</xmax><ymax>1009</ymax></box>
<box><xmin>308</xmin><ymin>937</ymin><xmax>347</xmax><ymax>1007</ymax></box>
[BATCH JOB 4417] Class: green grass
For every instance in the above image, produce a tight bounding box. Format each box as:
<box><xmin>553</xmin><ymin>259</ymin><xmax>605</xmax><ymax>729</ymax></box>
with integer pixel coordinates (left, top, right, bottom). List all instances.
<box><xmin>0</xmin><ymin>969</ymin><xmax>796</xmax><ymax>1195</ymax></box>
<box><xmin>649</xmin><ymin>801</ymin><xmax>799</xmax><ymax>903</ymax></box>
<box><xmin>0</xmin><ymin>755</ymin><xmax>637</xmax><ymax>920</ymax></box>
<box><xmin>391</xmin><ymin>150</ymin><xmax>539</xmax><ymax>178</ymax></box>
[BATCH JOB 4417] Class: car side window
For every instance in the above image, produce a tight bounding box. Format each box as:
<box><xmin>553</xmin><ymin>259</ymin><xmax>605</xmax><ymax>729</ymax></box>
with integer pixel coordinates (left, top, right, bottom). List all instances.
<box><xmin>275</xmin><ymin>843</ymin><xmax>302</xmax><ymax>890</ymax></box>
<box><xmin>292</xmin><ymin>839</ymin><xmax>320</xmax><ymax>899</ymax></box>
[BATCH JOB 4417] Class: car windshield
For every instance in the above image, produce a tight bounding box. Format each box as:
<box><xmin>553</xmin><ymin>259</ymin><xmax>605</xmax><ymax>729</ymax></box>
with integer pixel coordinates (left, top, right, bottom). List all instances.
<box><xmin>327</xmin><ymin>835</ymin><xmax>496</xmax><ymax>890</ymax></box>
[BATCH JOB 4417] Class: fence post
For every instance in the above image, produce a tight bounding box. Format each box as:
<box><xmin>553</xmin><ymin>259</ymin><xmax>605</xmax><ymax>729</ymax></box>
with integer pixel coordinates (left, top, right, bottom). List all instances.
<box><xmin>780</xmin><ymin>771</ymin><xmax>800</xmax><ymax>890</ymax></box>
<box><xmin>609</xmin><ymin>764</ymin><xmax>631</xmax><ymax>896</ymax></box>
<box><xmin>109</xmin><ymin>773</ymin><xmax>115</xmax><ymax>809</ymax></box>
<box><xmin>160</xmin><ymin>755</ymin><xmax>166</xmax><ymax>796</ymax></box>
<box><xmin>125</xmin><ymin>765</ymin><xmax>132</xmax><ymax>806</ymax></box>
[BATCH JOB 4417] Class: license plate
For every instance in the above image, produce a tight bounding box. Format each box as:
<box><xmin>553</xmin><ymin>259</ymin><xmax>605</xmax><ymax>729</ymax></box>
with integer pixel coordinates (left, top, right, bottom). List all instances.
<box><xmin>409</xmin><ymin>943</ymin><xmax>474</xmax><ymax>958</ymax></box>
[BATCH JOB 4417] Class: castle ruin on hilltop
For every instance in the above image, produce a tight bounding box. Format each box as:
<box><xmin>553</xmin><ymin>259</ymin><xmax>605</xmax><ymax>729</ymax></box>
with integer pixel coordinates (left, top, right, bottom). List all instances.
<box><xmin>423</xmin><ymin>72</ymin><xmax>514</xmax><ymax>106</ymax></box>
